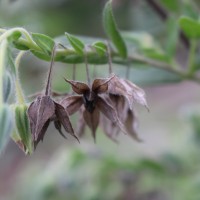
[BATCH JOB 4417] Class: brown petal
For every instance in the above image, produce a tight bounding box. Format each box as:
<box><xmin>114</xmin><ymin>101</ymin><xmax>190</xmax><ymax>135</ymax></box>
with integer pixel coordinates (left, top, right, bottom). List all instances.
<box><xmin>83</xmin><ymin>108</ymin><xmax>100</xmax><ymax>142</ymax></box>
<box><xmin>54</xmin><ymin>120</ymin><xmax>67</xmax><ymax>139</ymax></box>
<box><xmin>124</xmin><ymin>109</ymin><xmax>142</xmax><ymax>142</ymax></box>
<box><xmin>76</xmin><ymin>107</ymin><xmax>86</xmax><ymax>137</ymax></box>
<box><xmin>34</xmin><ymin>120</ymin><xmax>50</xmax><ymax>149</ymax></box>
<box><xmin>27</xmin><ymin>96</ymin><xmax>55</xmax><ymax>141</ymax></box>
<box><xmin>96</xmin><ymin>96</ymin><xmax>127</xmax><ymax>134</ymax></box>
<box><xmin>122</xmin><ymin>79</ymin><xmax>149</xmax><ymax>110</ymax></box>
<box><xmin>64</xmin><ymin>78</ymin><xmax>89</xmax><ymax>94</ymax></box>
<box><xmin>109</xmin><ymin>94</ymin><xmax>128</xmax><ymax>122</ymax></box>
<box><xmin>100</xmin><ymin>115</ymin><xmax>119</xmax><ymax>143</ymax></box>
<box><xmin>92</xmin><ymin>75</ymin><xmax>115</xmax><ymax>94</ymax></box>
<box><xmin>54</xmin><ymin>102</ymin><xmax>80</xmax><ymax>143</ymax></box>
<box><xmin>60</xmin><ymin>95</ymin><xmax>83</xmax><ymax>115</ymax></box>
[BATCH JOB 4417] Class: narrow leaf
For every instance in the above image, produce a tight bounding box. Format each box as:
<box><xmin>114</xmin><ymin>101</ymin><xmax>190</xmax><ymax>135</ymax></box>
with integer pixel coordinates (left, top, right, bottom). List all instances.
<box><xmin>179</xmin><ymin>16</ymin><xmax>200</xmax><ymax>39</ymax></box>
<box><xmin>32</xmin><ymin>33</ymin><xmax>55</xmax><ymax>55</ymax></box>
<box><xmin>92</xmin><ymin>41</ymin><xmax>107</xmax><ymax>56</ymax></box>
<box><xmin>65</xmin><ymin>32</ymin><xmax>85</xmax><ymax>55</ymax></box>
<box><xmin>103</xmin><ymin>0</ymin><xmax>127</xmax><ymax>58</ymax></box>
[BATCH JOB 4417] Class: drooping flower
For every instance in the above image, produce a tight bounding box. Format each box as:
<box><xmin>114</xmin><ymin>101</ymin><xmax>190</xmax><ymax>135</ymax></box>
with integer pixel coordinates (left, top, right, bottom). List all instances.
<box><xmin>60</xmin><ymin>75</ymin><xmax>125</xmax><ymax>141</ymax></box>
<box><xmin>27</xmin><ymin>46</ymin><xmax>79</xmax><ymax>149</ymax></box>
<box><xmin>108</xmin><ymin>75</ymin><xmax>149</xmax><ymax>110</ymax></box>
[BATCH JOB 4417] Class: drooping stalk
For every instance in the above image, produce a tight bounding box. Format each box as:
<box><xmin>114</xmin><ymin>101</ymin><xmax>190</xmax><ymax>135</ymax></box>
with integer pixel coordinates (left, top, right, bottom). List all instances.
<box><xmin>15</xmin><ymin>51</ymin><xmax>27</xmax><ymax>104</ymax></box>
<box><xmin>45</xmin><ymin>45</ymin><xmax>57</xmax><ymax>96</ymax></box>
<box><xmin>84</xmin><ymin>51</ymin><xmax>91</xmax><ymax>85</ymax></box>
<box><xmin>106</xmin><ymin>41</ymin><xmax>113</xmax><ymax>75</ymax></box>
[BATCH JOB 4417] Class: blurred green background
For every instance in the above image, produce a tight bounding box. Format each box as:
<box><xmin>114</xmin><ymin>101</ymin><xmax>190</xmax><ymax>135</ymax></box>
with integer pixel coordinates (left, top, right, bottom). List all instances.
<box><xmin>1</xmin><ymin>0</ymin><xmax>200</xmax><ymax>199</ymax></box>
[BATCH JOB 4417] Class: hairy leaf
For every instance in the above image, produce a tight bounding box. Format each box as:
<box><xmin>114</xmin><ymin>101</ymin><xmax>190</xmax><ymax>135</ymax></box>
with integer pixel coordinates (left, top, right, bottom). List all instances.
<box><xmin>65</xmin><ymin>32</ymin><xmax>85</xmax><ymax>55</ymax></box>
<box><xmin>32</xmin><ymin>33</ymin><xmax>55</xmax><ymax>55</ymax></box>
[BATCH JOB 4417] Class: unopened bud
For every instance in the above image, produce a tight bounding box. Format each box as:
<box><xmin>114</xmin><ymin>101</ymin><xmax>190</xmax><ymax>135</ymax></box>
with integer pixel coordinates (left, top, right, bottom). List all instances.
<box><xmin>12</xmin><ymin>104</ymin><xmax>33</xmax><ymax>154</ymax></box>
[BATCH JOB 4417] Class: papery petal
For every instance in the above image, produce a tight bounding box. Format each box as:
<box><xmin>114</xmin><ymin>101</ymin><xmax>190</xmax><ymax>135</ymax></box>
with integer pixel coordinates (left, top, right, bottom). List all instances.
<box><xmin>60</xmin><ymin>95</ymin><xmax>83</xmax><ymax>115</ymax></box>
<box><xmin>83</xmin><ymin>108</ymin><xmax>100</xmax><ymax>142</ymax></box>
<box><xmin>64</xmin><ymin>78</ymin><xmax>89</xmax><ymax>94</ymax></box>
<box><xmin>54</xmin><ymin>120</ymin><xmax>67</xmax><ymax>139</ymax></box>
<box><xmin>123</xmin><ymin>79</ymin><xmax>149</xmax><ymax>110</ymax></box>
<box><xmin>108</xmin><ymin>76</ymin><xmax>132</xmax><ymax>107</ymax></box>
<box><xmin>109</xmin><ymin>94</ymin><xmax>128</xmax><ymax>122</ymax></box>
<box><xmin>124</xmin><ymin>109</ymin><xmax>142</xmax><ymax>142</ymax></box>
<box><xmin>54</xmin><ymin>102</ymin><xmax>80</xmax><ymax>143</ymax></box>
<box><xmin>76</xmin><ymin>107</ymin><xmax>86</xmax><ymax>137</ymax></box>
<box><xmin>27</xmin><ymin>96</ymin><xmax>55</xmax><ymax>141</ymax></box>
<box><xmin>34</xmin><ymin>120</ymin><xmax>50</xmax><ymax>149</ymax></box>
<box><xmin>92</xmin><ymin>75</ymin><xmax>115</xmax><ymax>94</ymax></box>
<box><xmin>96</xmin><ymin>96</ymin><xmax>127</xmax><ymax>134</ymax></box>
<box><xmin>100</xmin><ymin>115</ymin><xmax>119</xmax><ymax>143</ymax></box>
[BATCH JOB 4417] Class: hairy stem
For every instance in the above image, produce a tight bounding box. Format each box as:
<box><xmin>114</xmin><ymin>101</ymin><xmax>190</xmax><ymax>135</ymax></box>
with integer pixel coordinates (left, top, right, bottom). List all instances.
<box><xmin>15</xmin><ymin>51</ymin><xmax>27</xmax><ymax>104</ymax></box>
<box><xmin>0</xmin><ymin>40</ymin><xmax>7</xmax><ymax>104</ymax></box>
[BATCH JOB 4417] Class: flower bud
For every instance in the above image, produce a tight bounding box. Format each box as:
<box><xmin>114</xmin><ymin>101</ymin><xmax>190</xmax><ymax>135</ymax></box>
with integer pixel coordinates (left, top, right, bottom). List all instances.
<box><xmin>0</xmin><ymin>104</ymin><xmax>13</xmax><ymax>153</ymax></box>
<box><xmin>12</xmin><ymin>104</ymin><xmax>33</xmax><ymax>154</ymax></box>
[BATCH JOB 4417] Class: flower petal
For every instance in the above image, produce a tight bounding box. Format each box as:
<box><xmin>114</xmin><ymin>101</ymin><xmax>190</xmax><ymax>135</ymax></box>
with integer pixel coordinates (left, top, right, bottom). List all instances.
<box><xmin>92</xmin><ymin>75</ymin><xmax>115</xmax><ymax>94</ymax></box>
<box><xmin>123</xmin><ymin>79</ymin><xmax>149</xmax><ymax>110</ymax></box>
<box><xmin>76</xmin><ymin>107</ymin><xmax>86</xmax><ymax>137</ymax></box>
<box><xmin>83</xmin><ymin>108</ymin><xmax>100</xmax><ymax>142</ymax></box>
<box><xmin>64</xmin><ymin>78</ymin><xmax>89</xmax><ymax>94</ymax></box>
<box><xmin>124</xmin><ymin>109</ymin><xmax>142</xmax><ymax>142</ymax></box>
<box><xmin>96</xmin><ymin>96</ymin><xmax>127</xmax><ymax>134</ymax></box>
<box><xmin>54</xmin><ymin>102</ymin><xmax>80</xmax><ymax>143</ymax></box>
<box><xmin>54</xmin><ymin>120</ymin><xmax>67</xmax><ymax>139</ymax></box>
<box><xmin>27</xmin><ymin>96</ymin><xmax>55</xmax><ymax>141</ymax></box>
<box><xmin>60</xmin><ymin>95</ymin><xmax>83</xmax><ymax>115</ymax></box>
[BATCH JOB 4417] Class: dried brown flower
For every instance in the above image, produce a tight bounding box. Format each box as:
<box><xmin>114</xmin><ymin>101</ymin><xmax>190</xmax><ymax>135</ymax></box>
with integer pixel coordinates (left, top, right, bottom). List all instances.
<box><xmin>108</xmin><ymin>75</ymin><xmax>149</xmax><ymax>110</ymax></box>
<box><xmin>27</xmin><ymin>46</ymin><xmax>79</xmax><ymax>149</ymax></box>
<box><xmin>61</xmin><ymin>75</ymin><xmax>125</xmax><ymax>141</ymax></box>
<box><xmin>101</xmin><ymin>94</ymin><xmax>142</xmax><ymax>142</ymax></box>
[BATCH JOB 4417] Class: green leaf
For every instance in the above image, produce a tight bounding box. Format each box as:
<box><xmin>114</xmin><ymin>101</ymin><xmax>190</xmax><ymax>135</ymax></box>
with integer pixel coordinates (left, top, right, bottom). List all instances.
<box><xmin>0</xmin><ymin>105</ymin><xmax>13</xmax><ymax>153</ymax></box>
<box><xmin>103</xmin><ymin>0</ymin><xmax>127</xmax><ymax>58</ymax></box>
<box><xmin>160</xmin><ymin>0</ymin><xmax>179</xmax><ymax>12</ymax></box>
<box><xmin>179</xmin><ymin>16</ymin><xmax>200</xmax><ymax>39</ymax></box>
<box><xmin>32</xmin><ymin>33</ymin><xmax>55</xmax><ymax>55</ymax></box>
<box><xmin>65</xmin><ymin>32</ymin><xmax>85</xmax><ymax>55</ymax></box>
<box><xmin>92</xmin><ymin>41</ymin><xmax>107</xmax><ymax>56</ymax></box>
<box><xmin>6</xmin><ymin>44</ymin><xmax>16</xmax><ymax>75</ymax></box>
<box><xmin>30</xmin><ymin>50</ymin><xmax>51</xmax><ymax>61</ymax></box>
<box><xmin>13</xmin><ymin>40</ymin><xmax>30</xmax><ymax>50</ymax></box>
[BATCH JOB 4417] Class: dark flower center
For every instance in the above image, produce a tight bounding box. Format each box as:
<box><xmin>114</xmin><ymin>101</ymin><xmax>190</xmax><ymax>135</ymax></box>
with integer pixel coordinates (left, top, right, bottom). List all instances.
<box><xmin>83</xmin><ymin>91</ymin><xmax>97</xmax><ymax>113</ymax></box>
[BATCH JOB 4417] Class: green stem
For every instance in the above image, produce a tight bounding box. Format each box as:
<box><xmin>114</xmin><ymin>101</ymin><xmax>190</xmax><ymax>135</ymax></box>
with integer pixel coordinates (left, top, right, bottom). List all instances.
<box><xmin>0</xmin><ymin>40</ymin><xmax>8</xmax><ymax>105</ymax></box>
<box><xmin>0</xmin><ymin>28</ymin><xmax>41</xmax><ymax>51</ymax></box>
<box><xmin>15</xmin><ymin>51</ymin><xmax>27</xmax><ymax>104</ymax></box>
<box><xmin>188</xmin><ymin>39</ymin><xmax>197</xmax><ymax>75</ymax></box>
